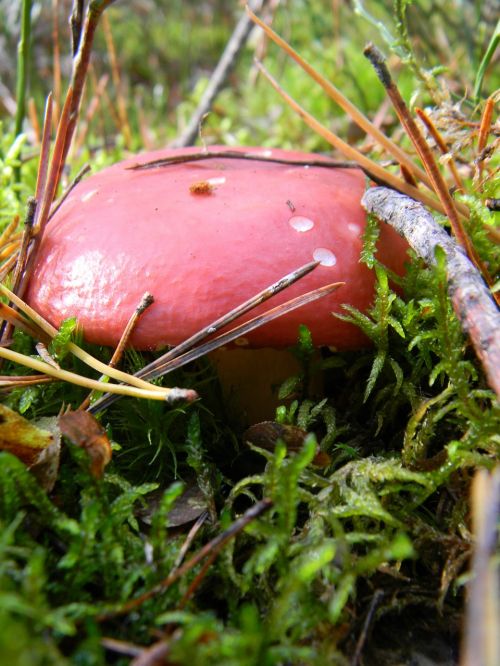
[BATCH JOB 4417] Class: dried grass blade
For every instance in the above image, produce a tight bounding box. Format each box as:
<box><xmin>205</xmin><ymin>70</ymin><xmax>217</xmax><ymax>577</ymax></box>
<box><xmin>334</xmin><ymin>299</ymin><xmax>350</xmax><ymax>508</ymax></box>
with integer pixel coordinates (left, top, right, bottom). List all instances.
<box><xmin>0</xmin><ymin>345</ymin><xmax>191</xmax><ymax>402</ymax></box>
<box><xmin>363</xmin><ymin>44</ymin><xmax>492</xmax><ymax>292</ymax></box>
<box><xmin>133</xmin><ymin>260</ymin><xmax>320</xmax><ymax>379</ymax></box>
<box><xmin>247</xmin><ymin>5</ymin><xmax>432</xmax><ymax>190</ymax></box>
<box><xmin>0</xmin><ymin>284</ymin><xmax>166</xmax><ymax>394</ymax></box>
<box><xmin>89</xmin><ymin>280</ymin><xmax>344</xmax><ymax>415</ymax></box>
<box><xmin>255</xmin><ymin>61</ymin><xmax>452</xmax><ymax>217</ymax></box>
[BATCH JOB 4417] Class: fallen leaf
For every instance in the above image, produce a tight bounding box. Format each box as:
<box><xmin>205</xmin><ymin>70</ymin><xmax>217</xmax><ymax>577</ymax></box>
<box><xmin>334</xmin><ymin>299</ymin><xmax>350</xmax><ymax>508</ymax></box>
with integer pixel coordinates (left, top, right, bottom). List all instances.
<box><xmin>0</xmin><ymin>404</ymin><xmax>60</xmax><ymax>491</ymax></box>
<box><xmin>0</xmin><ymin>403</ymin><xmax>53</xmax><ymax>465</ymax></box>
<box><xmin>244</xmin><ymin>421</ymin><xmax>331</xmax><ymax>467</ymax></box>
<box><xmin>59</xmin><ymin>410</ymin><xmax>112</xmax><ymax>478</ymax></box>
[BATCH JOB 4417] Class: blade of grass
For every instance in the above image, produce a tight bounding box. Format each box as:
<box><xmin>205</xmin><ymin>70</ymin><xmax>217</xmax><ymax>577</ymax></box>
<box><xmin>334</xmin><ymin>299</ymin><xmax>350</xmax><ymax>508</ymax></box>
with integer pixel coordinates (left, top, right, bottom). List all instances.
<box><xmin>13</xmin><ymin>0</ymin><xmax>33</xmax><ymax>184</ymax></box>
<box><xmin>473</xmin><ymin>19</ymin><xmax>500</xmax><ymax>103</ymax></box>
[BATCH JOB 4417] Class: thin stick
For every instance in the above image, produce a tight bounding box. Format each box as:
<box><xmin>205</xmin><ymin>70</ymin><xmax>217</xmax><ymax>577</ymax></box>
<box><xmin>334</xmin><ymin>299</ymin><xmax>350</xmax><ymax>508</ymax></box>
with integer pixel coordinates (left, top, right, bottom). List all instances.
<box><xmin>0</xmin><ymin>346</ymin><xmax>195</xmax><ymax>403</ymax></box>
<box><xmin>0</xmin><ymin>301</ymin><xmax>48</xmax><ymax>341</ymax></box>
<box><xmin>0</xmin><ymin>284</ymin><xmax>168</xmax><ymax>395</ymax></box>
<box><xmin>89</xmin><ymin>280</ymin><xmax>343</xmax><ymax>414</ymax></box>
<box><xmin>97</xmin><ymin>498</ymin><xmax>273</xmax><ymax>621</ymax></box>
<box><xmin>362</xmin><ymin>187</ymin><xmax>500</xmax><ymax>398</ymax></box>
<box><xmin>130</xmin><ymin>150</ymin><xmax>355</xmax><ymax>172</ymax></box>
<box><xmin>61</xmin><ymin>0</ymin><xmax>119</xmax><ymax>167</ymax></box>
<box><xmin>171</xmin><ymin>511</ymin><xmax>209</xmax><ymax>572</ymax></box>
<box><xmin>79</xmin><ymin>292</ymin><xmax>154</xmax><ymax>410</ymax></box>
<box><xmin>363</xmin><ymin>44</ymin><xmax>491</xmax><ymax>291</ymax></box>
<box><xmin>475</xmin><ymin>95</ymin><xmax>496</xmax><ymax>183</ymax></box>
<box><xmin>49</xmin><ymin>164</ymin><xmax>91</xmax><ymax>221</ymax></box>
<box><xmin>415</xmin><ymin>107</ymin><xmax>465</xmax><ymax>192</ymax></box>
<box><xmin>173</xmin><ymin>0</ymin><xmax>266</xmax><ymax>148</ymax></box>
<box><xmin>0</xmin><ymin>375</ymin><xmax>55</xmax><ymax>389</ymax></box>
<box><xmin>255</xmin><ymin>61</ymin><xmax>455</xmax><ymax>218</ymax></box>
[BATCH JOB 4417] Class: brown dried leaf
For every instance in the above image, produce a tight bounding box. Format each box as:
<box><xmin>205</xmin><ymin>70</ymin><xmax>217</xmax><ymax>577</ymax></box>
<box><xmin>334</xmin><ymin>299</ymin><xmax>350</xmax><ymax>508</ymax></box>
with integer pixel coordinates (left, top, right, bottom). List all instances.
<box><xmin>0</xmin><ymin>403</ymin><xmax>53</xmax><ymax>466</ymax></box>
<box><xmin>244</xmin><ymin>421</ymin><xmax>331</xmax><ymax>467</ymax></box>
<box><xmin>244</xmin><ymin>421</ymin><xmax>308</xmax><ymax>451</ymax></box>
<box><xmin>59</xmin><ymin>410</ymin><xmax>111</xmax><ymax>478</ymax></box>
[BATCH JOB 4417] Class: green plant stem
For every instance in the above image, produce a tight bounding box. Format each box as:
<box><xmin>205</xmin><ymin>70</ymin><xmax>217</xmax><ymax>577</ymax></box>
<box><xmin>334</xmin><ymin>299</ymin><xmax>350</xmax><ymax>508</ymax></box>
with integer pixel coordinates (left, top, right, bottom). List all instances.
<box><xmin>474</xmin><ymin>19</ymin><xmax>500</xmax><ymax>102</ymax></box>
<box><xmin>14</xmin><ymin>0</ymin><xmax>33</xmax><ymax>183</ymax></box>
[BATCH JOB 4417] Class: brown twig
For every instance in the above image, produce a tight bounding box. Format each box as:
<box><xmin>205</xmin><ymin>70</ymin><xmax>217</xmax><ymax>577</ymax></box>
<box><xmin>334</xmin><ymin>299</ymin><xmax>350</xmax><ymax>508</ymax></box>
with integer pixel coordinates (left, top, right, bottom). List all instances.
<box><xmin>172</xmin><ymin>0</ymin><xmax>267</xmax><ymax>148</ymax></box>
<box><xmin>363</xmin><ymin>43</ymin><xmax>494</xmax><ymax>297</ymax></box>
<box><xmin>97</xmin><ymin>498</ymin><xmax>273</xmax><ymax>621</ymax></box>
<box><xmin>79</xmin><ymin>292</ymin><xmax>154</xmax><ymax>410</ymax></box>
<box><xmin>350</xmin><ymin>589</ymin><xmax>385</xmax><ymax>666</ymax></box>
<box><xmin>0</xmin><ymin>300</ymin><xmax>49</xmax><ymax>342</ymax></box>
<box><xmin>61</xmin><ymin>0</ymin><xmax>119</xmax><ymax>167</ymax></box>
<box><xmin>49</xmin><ymin>163</ymin><xmax>91</xmax><ymax>221</ymax></box>
<box><xmin>0</xmin><ymin>375</ymin><xmax>55</xmax><ymax>389</ymax></box>
<box><xmin>130</xmin><ymin>149</ymin><xmax>356</xmax><ymax>172</ymax></box>
<box><xmin>475</xmin><ymin>95</ymin><xmax>496</xmax><ymax>184</ymax></box>
<box><xmin>171</xmin><ymin>511</ymin><xmax>209</xmax><ymax>573</ymax></box>
<box><xmin>362</xmin><ymin>187</ymin><xmax>500</xmax><ymax>399</ymax></box>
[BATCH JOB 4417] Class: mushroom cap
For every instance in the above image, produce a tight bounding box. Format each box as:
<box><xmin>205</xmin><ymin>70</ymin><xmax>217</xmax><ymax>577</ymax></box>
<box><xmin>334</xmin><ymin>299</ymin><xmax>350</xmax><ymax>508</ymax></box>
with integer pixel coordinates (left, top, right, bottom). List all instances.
<box><xmin>26</xmin><ymin>146</ymin><xmax>408</xmax><ymax>350</ymax></box>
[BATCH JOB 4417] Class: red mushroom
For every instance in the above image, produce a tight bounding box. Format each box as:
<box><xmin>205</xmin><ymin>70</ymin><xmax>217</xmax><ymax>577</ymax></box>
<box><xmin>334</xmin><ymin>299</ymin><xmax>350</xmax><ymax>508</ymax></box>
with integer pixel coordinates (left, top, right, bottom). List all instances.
<box><xmin>26</xmin><ymin>146</ymin><xmax>408</xmax><ymax>420</ymax></box>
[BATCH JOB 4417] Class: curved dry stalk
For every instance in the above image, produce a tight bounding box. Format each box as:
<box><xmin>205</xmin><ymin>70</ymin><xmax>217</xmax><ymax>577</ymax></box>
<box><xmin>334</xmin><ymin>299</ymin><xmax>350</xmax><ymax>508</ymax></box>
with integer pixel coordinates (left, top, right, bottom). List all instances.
<box><xmin>255</xmin><ymin>61</ymin><xmax>453</xmax><ymax>218</ymax></box>
<box><xmin>247</xmin><ymin>6</ymin><xmax>471</xmax><ymax>222</ymax></box>
<box><xmin>0</xmin><ymin>345</ymin><xmax>194</xmax><ymax>402</ymax></box>
<box><xmin>89</xmin><ymin>280</ymin><xmax>344</xmax><ymax>414</ymax></box>
<box><xmin>0</xmin><ymin>284</ymin><xmax>166</xmax><ymax>394</ymax></box>
<box><xmin>363</xmin><ymin>43</ymin><xmax>495</xmax><ymax>299</ymax></box>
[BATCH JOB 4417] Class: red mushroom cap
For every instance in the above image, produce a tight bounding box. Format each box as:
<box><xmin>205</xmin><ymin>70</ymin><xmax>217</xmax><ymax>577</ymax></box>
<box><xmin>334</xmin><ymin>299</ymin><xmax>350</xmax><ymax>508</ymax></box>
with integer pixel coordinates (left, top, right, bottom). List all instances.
<box><xmin>26</xmin><ymin>146</ymin><xmax>408</xmax><ymax>350</ymax></box>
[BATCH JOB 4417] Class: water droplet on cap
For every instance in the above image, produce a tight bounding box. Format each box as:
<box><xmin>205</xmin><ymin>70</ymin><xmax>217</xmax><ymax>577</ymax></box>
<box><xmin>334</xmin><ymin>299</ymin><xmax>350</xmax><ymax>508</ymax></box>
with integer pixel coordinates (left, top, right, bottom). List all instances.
<box><xmin>207</xmin><ymin>177</ymin><xmax>226</xmax><ymax>186</ymax></box>
<box><xmin>313</xmin><ymin>248</ymin><xmax>337</xmax><ymax>267</ymax></box>
<box><xmin>289</xmin><ymin>216</ymin><xmax>315</xmax><ymax>232</ymax></box>
<box><xmin>81</xmin><ymin>189</ymin><xmax>98</xmax><ymax>202</ymax></box>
